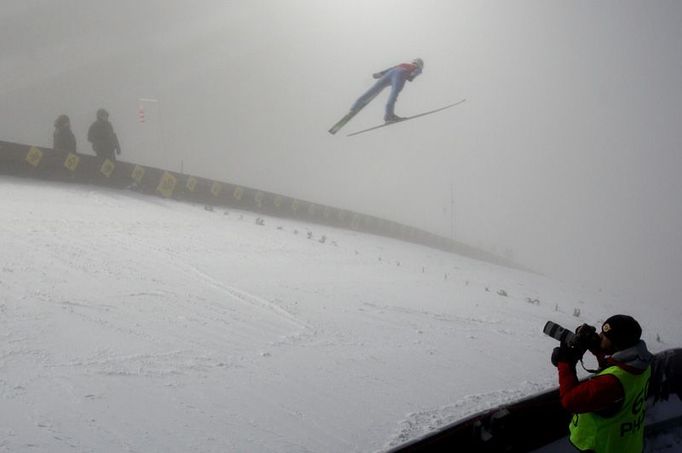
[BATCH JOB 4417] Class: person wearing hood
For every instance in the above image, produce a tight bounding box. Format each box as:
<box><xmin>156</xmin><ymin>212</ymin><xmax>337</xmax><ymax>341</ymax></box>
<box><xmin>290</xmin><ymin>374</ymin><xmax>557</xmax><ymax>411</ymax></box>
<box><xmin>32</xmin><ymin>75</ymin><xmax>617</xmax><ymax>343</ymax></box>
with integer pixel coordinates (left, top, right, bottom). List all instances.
<box><xmin>87</xmin><ymin>108</ymin><xmax>121</xmax><ymax>160</ymax></box>
<box><xmin>53</xmin><ymin>114</ymin><xmax>76</xmax><ymax>153</ymax></box>
<box><xmin>551</xmin><ymin>314</ymin><xmax>653</xmax><ymax>453</ymax></box>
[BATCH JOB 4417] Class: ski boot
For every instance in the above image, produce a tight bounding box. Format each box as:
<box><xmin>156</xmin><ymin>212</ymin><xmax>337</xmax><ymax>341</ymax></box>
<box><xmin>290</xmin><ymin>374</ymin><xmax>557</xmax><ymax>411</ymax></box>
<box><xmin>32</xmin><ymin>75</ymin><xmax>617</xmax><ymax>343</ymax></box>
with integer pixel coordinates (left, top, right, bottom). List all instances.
<box><xmin>384</xmin><ymin>113</ymin><xmax>405</xmax><ymax>123</ymax></box>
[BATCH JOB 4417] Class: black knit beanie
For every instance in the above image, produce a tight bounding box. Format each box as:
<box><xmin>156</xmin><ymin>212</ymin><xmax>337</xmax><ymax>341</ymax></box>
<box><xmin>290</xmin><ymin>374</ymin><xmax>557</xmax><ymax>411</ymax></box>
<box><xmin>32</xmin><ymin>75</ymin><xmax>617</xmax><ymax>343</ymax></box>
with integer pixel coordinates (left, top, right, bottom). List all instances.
<box><xmin>601</xmin><ymin>314</ymin><xmax>642</xmax><ymax>350</ymax></box>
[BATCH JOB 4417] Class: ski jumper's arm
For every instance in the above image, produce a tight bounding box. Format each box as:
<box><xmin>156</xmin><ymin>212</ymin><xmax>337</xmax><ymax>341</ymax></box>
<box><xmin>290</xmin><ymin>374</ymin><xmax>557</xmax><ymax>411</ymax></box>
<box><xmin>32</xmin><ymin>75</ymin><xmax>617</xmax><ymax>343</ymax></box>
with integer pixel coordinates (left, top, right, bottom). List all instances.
<box><xmin>372</xmin><ymin>66</ymin><xmax>395</xmax><ymax>79</ymax></box>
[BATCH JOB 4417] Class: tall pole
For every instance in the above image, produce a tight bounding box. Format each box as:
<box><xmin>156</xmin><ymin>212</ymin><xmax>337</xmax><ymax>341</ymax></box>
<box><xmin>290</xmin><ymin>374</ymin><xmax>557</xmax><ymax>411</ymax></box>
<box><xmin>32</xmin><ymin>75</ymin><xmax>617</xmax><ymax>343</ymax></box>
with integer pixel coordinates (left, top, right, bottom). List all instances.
<box><xmin>450</xmin><ymin>181</ymin><xmax>455</xmax><ymax>240</ymax></box>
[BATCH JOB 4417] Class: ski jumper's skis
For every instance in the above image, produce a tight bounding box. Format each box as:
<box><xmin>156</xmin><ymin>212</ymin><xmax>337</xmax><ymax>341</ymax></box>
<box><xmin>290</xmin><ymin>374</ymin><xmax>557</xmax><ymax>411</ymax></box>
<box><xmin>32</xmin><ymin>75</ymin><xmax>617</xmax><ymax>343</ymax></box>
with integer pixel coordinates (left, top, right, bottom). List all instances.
<box><xmin>328</xmin><ymin>91</ymin><xmax>382</xmax><ymax>135</ymax></box>
<box><xmin>346</xmin><ymin>99</ymin><xmax>466</xmax><ymax>137</ymax></box>
<box><xmin>328</xmin><ymin>111</ymin><xmax>358</xmax><ymax>135</ymax></box>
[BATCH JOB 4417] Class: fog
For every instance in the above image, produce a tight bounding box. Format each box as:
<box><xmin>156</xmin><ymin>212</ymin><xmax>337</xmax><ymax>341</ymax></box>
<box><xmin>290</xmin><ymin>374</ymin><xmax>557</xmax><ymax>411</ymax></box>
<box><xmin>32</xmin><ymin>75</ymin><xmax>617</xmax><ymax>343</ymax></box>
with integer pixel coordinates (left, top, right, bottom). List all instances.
<box><xmin>2</xmin><ymin>1</ymin><xmax>681</xmax><ymax>309</ymax></box>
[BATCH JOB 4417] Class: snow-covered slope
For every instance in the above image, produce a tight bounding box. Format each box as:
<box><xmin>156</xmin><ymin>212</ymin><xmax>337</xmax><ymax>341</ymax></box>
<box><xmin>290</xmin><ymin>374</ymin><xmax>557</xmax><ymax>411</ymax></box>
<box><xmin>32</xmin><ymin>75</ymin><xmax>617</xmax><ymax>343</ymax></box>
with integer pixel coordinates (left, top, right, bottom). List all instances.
<box><xmin>1</xmin><ymin>177</ymin><xmax>678</xmax><ymax>452</ymax></box>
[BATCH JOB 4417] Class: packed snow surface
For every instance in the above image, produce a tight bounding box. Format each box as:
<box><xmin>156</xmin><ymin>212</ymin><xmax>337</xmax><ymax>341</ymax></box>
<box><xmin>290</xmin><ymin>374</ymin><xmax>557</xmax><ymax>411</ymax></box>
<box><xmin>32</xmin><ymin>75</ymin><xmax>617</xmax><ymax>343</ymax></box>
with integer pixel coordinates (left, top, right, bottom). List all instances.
<box><xmin>1</xmin><ymin>178</ymin><xmax>678</xmax><ymax>452</ymax></box>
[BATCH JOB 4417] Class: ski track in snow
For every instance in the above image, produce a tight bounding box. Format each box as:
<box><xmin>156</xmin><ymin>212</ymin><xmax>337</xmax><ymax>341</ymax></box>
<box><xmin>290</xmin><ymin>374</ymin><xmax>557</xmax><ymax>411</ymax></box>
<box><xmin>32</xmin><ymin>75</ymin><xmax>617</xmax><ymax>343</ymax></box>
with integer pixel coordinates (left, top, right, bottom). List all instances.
<box><xmin>0</xmin><ymin>178</ymin><xmax>679</xmax><ymax>453</ymax></box>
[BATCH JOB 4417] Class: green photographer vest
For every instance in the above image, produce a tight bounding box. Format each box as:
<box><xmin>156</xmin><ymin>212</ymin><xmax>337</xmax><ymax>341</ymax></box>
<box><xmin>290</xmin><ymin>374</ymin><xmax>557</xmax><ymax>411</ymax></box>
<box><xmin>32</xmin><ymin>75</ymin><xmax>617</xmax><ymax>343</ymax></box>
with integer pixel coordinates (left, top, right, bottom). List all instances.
<box><xmin>569</xmin><ymin>365</ymin><xmax>651</xmax><ymax>453</ymax></box>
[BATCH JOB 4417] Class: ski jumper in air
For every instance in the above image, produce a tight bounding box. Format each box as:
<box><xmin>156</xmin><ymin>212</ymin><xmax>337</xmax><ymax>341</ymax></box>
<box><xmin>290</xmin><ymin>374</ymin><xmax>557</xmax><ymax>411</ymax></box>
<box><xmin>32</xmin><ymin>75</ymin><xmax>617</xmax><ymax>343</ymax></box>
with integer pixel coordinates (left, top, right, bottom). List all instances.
<box><xmin>351</xmin><ymin>58</ymin><xmax>424</xmax><ymax>123</ymax></box>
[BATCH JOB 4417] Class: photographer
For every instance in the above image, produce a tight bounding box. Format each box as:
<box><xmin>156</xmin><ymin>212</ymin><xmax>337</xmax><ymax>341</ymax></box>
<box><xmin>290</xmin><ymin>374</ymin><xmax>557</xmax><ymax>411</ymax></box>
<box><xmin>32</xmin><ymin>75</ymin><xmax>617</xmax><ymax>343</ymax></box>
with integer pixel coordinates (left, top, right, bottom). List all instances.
<box><xmin>551</xmin><ymin>315</ymin><xmax>653</xmax><ymax>453</ymax></box>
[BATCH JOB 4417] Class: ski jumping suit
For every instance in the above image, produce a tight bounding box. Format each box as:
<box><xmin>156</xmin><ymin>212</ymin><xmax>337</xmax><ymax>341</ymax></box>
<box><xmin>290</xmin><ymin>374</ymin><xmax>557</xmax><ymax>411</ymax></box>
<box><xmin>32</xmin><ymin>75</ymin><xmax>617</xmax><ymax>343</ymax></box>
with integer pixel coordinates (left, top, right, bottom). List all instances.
<box><xmin>351</xmin><ymin>63</ymin><xmax>422</xmax><ymax>120</ymax></box>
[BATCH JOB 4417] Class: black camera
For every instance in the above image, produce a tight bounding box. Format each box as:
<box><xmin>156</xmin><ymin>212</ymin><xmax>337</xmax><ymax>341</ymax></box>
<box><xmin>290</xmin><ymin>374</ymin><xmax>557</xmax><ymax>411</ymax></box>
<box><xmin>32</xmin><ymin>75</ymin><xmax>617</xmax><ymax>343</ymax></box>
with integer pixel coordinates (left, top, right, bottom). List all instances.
<box><xmin>543</xmin><ymin>321</ymin><xmax>600</xmax><ymax>357</ymax></box>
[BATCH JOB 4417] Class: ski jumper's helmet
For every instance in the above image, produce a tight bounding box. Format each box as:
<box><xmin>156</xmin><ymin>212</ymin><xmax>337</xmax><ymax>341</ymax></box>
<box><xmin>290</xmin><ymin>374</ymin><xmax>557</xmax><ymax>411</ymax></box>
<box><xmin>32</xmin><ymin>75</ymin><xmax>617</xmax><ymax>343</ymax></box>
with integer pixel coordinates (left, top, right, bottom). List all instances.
<box><xmin>412</xmin><ymin>58</ymin><xmax>424</xmax><ymax>69</ymax></box>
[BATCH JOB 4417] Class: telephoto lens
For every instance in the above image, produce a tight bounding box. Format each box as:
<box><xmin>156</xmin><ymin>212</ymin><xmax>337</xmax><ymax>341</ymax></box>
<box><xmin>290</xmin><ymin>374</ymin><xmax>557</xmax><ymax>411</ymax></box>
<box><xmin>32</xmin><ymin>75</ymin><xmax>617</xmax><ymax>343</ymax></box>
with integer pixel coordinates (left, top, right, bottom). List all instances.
<box><xmin>543</xmin><ymin>321</ymin><xmax>575</xmax><ymax>345</ymax></box>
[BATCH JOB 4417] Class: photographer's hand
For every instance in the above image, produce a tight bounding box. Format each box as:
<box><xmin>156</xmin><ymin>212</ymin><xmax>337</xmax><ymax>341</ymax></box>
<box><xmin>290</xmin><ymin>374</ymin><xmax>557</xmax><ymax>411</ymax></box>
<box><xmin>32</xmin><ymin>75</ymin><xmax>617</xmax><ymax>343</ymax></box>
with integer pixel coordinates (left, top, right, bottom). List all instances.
<box><xmin>551</xmin><ymin>344</ymin><xmax>580</xmax><ymax>367</ymax></box>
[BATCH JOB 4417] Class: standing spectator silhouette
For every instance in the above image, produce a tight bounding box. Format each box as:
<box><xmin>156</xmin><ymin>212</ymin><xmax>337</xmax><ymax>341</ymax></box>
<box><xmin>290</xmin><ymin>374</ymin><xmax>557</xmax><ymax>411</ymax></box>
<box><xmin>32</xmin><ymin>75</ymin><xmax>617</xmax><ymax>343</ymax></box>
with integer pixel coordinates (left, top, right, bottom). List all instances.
<box><xmin>87</xmin><ymin>108</ymin><xmax>121</xmax><ymax>160</ymax></box>
<box><xmin>53</xmin><ymin>114</ymin><xmax>76</xmax><ymax>153</ymax></box>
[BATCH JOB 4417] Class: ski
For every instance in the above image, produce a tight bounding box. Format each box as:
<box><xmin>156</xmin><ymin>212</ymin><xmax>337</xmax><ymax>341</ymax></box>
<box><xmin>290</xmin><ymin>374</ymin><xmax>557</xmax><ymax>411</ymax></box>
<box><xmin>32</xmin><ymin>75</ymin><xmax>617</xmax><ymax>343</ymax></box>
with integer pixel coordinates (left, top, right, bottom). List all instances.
<box><xmin>328</xmin><ymin>91</ymin><xmax>382</xmax><ymax>135</ymax></box>
<box><xmin>346</xmin><ymin>99</ymin><xmax>466</xmax><ymax>137</ymax></box>
<box><xmin>328</xmin><ymin>110</ymin><xmax>359</xmax><ymax>135</ymax></box>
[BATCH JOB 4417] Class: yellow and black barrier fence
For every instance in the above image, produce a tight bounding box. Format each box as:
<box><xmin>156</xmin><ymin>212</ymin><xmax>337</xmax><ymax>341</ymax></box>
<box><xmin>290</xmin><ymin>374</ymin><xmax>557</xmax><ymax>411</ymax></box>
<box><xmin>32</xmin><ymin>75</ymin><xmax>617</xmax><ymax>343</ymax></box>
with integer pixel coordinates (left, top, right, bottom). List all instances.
<box><xmin>0</xmin><ymin>139</ymin><xmax>516</xmax><ymax>268</ymax></box>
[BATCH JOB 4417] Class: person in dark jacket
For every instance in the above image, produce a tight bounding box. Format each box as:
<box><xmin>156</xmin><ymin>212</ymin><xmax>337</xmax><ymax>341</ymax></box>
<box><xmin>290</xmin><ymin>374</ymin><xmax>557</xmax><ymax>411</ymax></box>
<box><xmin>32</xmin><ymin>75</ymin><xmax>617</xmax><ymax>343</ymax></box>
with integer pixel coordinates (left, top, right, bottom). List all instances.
<box><xmin>53</xmin><ymin>114</ymin><xmax>76</xmax><ymax>153</ymax></box>
<box><xmin>350</xmin><ymin>58</ymin><xmax>424</xmax><ymax>123</ymax></box>
<box><xmin>552</xmin><ymin>314</ymin><xmax>653</xmax><ymax>453</ymax></box>
<box><xmin>87</xmin><ymin>108</ymin><xmax>121</xmax><ymax>160</ymax></box>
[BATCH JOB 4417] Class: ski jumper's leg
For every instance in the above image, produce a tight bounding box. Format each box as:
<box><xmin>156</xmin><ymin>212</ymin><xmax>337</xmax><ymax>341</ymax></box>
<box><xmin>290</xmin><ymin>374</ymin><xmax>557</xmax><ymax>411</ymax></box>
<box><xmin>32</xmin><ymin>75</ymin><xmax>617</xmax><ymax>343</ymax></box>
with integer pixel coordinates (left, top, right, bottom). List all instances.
<box><xmin>351</xmin><ymin>73</ymin><xmax>392</xmax><ymax>112</ymax></box>
<box><xmin>385</xmin><ymin>70</ymin><xmax>407</xmax><ymax>117</ymax></box>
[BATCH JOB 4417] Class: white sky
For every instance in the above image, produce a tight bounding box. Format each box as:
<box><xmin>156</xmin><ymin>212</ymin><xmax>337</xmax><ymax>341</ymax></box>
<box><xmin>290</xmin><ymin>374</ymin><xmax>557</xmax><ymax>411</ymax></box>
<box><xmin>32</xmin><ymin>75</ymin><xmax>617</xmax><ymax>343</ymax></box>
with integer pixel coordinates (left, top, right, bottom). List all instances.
<box><xmin>1</xmin><ymin>0</ymin><xmax>681</xmax><ymax>308</ymax></box>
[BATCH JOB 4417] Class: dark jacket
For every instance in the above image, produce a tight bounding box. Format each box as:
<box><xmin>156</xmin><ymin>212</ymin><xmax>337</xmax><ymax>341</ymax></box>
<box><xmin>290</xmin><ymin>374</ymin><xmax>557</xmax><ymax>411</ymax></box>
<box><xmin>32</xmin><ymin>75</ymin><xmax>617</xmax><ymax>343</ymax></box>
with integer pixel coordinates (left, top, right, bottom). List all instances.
<box><xmin>88</xmin><ymin>119</ymin><xmax>121</xmax><ymax>160</ymax></box>
<box><xmin>53</xmin><ymin>126</ymin><xmax>76</xmax><ymax>153</ymax></box>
